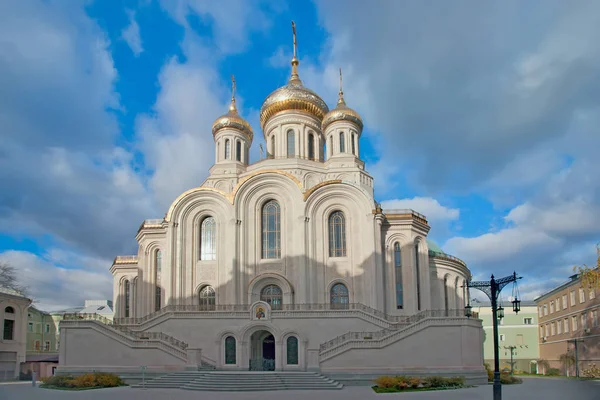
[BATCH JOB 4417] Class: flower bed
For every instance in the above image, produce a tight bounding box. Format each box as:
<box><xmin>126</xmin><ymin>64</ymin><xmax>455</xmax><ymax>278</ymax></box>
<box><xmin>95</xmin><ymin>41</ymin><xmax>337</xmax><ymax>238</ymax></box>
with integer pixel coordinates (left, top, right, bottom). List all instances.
<box><xmin>372</xmin><ymin>375</ymin><xmax>466</xmax><ymax>393</ymax></box>
<box><xmin>40</xmin><ymin>373</ymin><xmax>126</xmax><ymax>390</ymax></box>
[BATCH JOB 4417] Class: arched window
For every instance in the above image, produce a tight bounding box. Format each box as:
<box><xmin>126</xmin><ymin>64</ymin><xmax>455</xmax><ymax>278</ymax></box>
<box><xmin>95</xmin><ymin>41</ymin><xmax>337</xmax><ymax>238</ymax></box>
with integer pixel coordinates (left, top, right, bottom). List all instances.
<box><xmin>462</xmin><ymin>279</ymin><xmax>468</xmax><ymax>308</ymax></box>
<box><xmin>308</xmin><ymin>133</ymin><xmax>315</xmax><ymax>160</ymax></box>
<box><xmin>199</xmin><ymin>286</ymin><xmax>216</xmax><ymax>310</ymax></box>
<box><xmin>329</xmin><ymin>211</ymin><xmax>346</xmax><ymax>257</ymax></box>
<box><xmin>415</xmin><ymin>242</ymin><xmax>421</xmax><ymax>311</ymax></box>
<box><xmin>287</xmin><ymin>130</ymin><xmax>295</xmax><ymax>157</ymax></box>
<box><xmin>330</xmin><ymin>283</ymin><xmax>349</xmax><ymax>309</ymax></box>
<box><xmin>124</xmin><ymin>280</ymin><xmax>130</xmax><ymax>318</ymax></box>
<box><xmin>329</xmin><ymin>136</ymin><xmax>333</xmax><ymax>158</ymax></box>
<box><xmin>236</xmin><ymin>140</ymin><xmax>242</xmax><ymax>161</ymax></box>
<box><xmin>260</xmin><ymin>285</ymin><xmax>282</xmax><ymax>310</ymax></box>
<box><xmin>444</xmin><ymin>276</ymin><xmax>449</xmax><ymax>314</ymax></box>
<box><xmin>225</xmin><ymin>139</ymin><xmax>231</xmax><ymax>160</ymax></box>
<box><xmin>339</xmin><ymin>132</ymin><xmax>345</xmax><ymax>153</ymax></box>
<box><xmin>270</xmin><ymin>135</ymin><xmax>276</xmax><ymax>158</ymax></box>
<box><xmin>155</xmin><ymin>249</ymin><xmax>162</xmax><ymax>312</ymax></box>
<box><xmin>394</xmin><ymin>242</ymin><xmax>403</xmax><ymax>309</ymax></box>
<box><xmin>3</xmin><ymin>307</ymin><xmax>15</xmax><ymax>340</ymax></box>
<box><xmin>286</xmin><ymin>336</ymin><xmax>299</xmax><ymax>365</ymax></box>
<box><xmin>4</xmin><ymin>307</ymin><xmax>14</xmax><ymax>314</ymax></box>
<box><xmin>200</xmin><ymin>217</ymin><xmax>216</xmax><ymax>260</ymax></box>
<box><xmin>261</xmin><ymin>200</ymin><xmax>281</xmax><ymax>259</ymax></box>
<box><xmin>454</xmin><ymin>277</ymin><xmax>460</xmax><ymax>310</ymax></box>
<box><xmin>351</xmin><ymin>133</ymin><xmax>356</xmax><ymax>155</ymax></box>
<box><xmin>225</xmin><ymin>336</ymin><xmax>236</xmax><ymax>364</ymax></box>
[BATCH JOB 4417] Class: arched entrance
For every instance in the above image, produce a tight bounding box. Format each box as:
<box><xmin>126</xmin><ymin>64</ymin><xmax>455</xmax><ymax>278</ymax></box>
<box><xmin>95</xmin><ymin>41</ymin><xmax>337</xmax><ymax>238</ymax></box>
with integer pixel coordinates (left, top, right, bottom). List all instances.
<box><xmin>249</xmin><ymin>329</ymin><xmax>275</xmax><ymax>371</ymax></box>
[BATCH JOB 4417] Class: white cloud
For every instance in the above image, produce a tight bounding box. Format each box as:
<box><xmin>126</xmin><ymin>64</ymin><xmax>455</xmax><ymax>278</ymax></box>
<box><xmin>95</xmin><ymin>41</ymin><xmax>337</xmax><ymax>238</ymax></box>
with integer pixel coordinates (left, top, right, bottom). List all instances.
<box><xmin>381</xmin><ymin>197</ymin><xmax>459</xmax><ymax>222</ymax></box>
<box><xmin>121</xmin><ymin>9</ymin><xmax>143</xmax><ymax>56</ymax></box>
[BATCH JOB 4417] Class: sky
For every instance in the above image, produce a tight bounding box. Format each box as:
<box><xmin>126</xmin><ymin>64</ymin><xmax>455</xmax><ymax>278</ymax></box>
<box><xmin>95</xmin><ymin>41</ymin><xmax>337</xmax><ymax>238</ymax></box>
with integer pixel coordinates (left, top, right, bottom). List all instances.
<box><xmin>1</xmin><ymin>0</ymin><xmax>600</xmax><ymax>310</ymax></box>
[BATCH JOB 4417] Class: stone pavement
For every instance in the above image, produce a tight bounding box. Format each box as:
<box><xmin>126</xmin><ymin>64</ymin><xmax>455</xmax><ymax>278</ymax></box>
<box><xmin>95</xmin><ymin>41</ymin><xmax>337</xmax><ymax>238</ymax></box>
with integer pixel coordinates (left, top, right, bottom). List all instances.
<box><xmin>1</xmin><ymin>377</ymin><xmax>598</xmax><ymax>400</ymax></box>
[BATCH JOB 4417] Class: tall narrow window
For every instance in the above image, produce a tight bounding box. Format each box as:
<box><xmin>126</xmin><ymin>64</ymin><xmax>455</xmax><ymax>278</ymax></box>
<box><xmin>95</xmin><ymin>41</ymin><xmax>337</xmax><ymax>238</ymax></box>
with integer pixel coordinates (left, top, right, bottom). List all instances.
<box><xmin>339</xmin><ymin>132</ymin><xmax>345</xmax><ymax>153</ymax></box>
<box><xmin>286</xmin><ymin>336</ymin><xmax>299</xmax><ymax>364</ymax></box>
<box><xmin>225</xmin><ymin>139</ymin><xmax>231</xmax><ymax>160</ymax></box>
<box><xmin>394</xmin><ymin>242</ymin><xmax>403</xmax><ymax>309</ymax></box>
<box><xmin>329</xmin><ymin>136</ymin><xmax>333</xmax><ymax>158</ymax></box>
<box><xmin>462</xmin><ymin>280</ymin><xmax>467</xmax><ymax>308</ymax></box>
<box><xmin>3</xmin><ymin>308</ymin><xmax>14</xmax><ymax>341</ymax></box>
<box><xmin>199</xmin><ymin>286</ymin><xmax>216</xmax><ymax>310</ymax></box>
<box><xmin>225</xmin><ymin>336</ymin><xmax>236</xmax><ymax>364</ymax></box>
<box><xmin>270</xmin><ymin>136</ymin><xmax>275</xmax><ymax>158</ymax></box>
<box><xmin>260</xmin><ymin>285</ymin><xmax>283</xmax><ymax>310</ymax></box>
<box><xmin>443</xmin><ymin>276</ymin><xmax>449</xmax><ymax>313</ymax></box>
<box><xmin>454</xmin><ymin>277</ymin><xmax>460</xmax><ymax>309</ymax></box>
<box><xmin>351</xmin><ymin>133</ymin><xmax>356</xmax><ymax>155</ymax></box>
<box><xmin>236</xmin><ymin>140</ymin><xmax>241</xmax><ymax>162</ymax></box>
<box><xmin>415</xmin><ymin>243</ymin><xmax>421</xmax><ymax>311</ymax></box>
<box><xmin>329</xmin><ymin>211</ymin><xmax>346</xmax><ymax>257</ymax></box>
<box><xmin>308</xmin><ymin>133</ymin><xmax>315</xmax><ymax>160</ymax></box>
<box><xmin>262</xmin><ymin>200</ymin><xmax>281</xmax><ymax>259</ymax></box>
<box><xmin>124</xmin><ymin>280</ymin><xmax>130</xmax><ymax>318</ymax></box>
<box><xmin>155</xmin><ymin>250</ymin><xmax>162</xmax><ymax>312</ymax></box>
<box><xmin>287</xmin><ymin>130</ymin><xmax>295</xmax><ymax>157</ymax></box>
<box><xmin>330</xmin><ymin>283</ymin><xmax>349</xmax><ymax>309</ymax></box>
<box><xmin>200</xmin><ymin>217</ymin><xmax>216</xmax><ymax>260</ymax></box>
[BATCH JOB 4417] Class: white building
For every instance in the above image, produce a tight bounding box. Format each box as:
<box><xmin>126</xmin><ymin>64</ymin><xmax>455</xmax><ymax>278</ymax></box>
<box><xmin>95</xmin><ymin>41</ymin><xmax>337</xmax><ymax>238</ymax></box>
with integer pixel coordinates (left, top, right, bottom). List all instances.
<box><xmin>0</xmin><ymin>287</ymin><xmax>32</xmax><ymax>380</ymax></box>
<box><xmin>58</xmin><ymin>30</ymin><xmax>485</xmax><ymax>385</ymax></box>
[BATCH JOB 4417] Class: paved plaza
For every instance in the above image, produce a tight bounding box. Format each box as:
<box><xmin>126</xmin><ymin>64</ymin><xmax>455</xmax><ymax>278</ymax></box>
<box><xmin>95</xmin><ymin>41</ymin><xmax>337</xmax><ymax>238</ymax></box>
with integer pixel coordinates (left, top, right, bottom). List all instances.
<box><xmin>1</xmin><ymin>377</ymin><xmax>599</xmax><ymax>400</ymax></box>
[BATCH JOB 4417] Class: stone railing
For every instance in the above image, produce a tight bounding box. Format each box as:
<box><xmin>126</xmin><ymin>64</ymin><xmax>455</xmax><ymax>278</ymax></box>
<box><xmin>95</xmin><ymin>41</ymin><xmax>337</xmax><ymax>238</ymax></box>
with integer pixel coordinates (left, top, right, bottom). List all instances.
<box><xmin>114</xmin><ymin>304</ymin><xmax>249</xmax><ymax>325</ymax></box>
<box><xmin>319</xmin><ymin>309</ymin><xmax>466</xmax><ymax>354</ymax></box>
<box><xmin>62</xmin><ymin>313</ymin><xmax>114</xmax><ymax>325</ymax></box>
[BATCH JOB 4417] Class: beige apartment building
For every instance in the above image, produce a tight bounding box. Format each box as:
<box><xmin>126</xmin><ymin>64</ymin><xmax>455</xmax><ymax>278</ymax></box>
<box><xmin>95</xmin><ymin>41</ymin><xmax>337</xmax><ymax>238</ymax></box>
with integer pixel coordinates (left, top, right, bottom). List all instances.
<box><xmin>536</xmin><ymin>273</ymin><xmax>599</xmax><ymax>375</ymax></box>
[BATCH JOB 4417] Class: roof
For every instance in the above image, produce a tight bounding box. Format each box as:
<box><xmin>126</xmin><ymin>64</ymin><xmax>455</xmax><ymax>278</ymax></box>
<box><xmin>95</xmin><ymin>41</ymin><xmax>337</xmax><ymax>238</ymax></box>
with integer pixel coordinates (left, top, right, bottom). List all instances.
<box><xmin>534</xmin><ymin>274</ymin><xmax>581</xmax><ymax>301</ymax></box>
<box><xmin>25</xmin><ymin>354</ymin><xmax>59</xmax><ymax>363</ymax></box>
<box><xmin>427</xmin><ymin>239</ymin><xmax>446</xmax><ymax>255</ymax></box>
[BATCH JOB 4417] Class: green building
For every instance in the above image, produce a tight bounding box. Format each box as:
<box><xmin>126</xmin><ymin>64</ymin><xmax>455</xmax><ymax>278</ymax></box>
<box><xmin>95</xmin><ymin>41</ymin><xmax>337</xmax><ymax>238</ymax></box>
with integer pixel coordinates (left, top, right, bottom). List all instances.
<box><xmin>472</xmin><ymin>300</ymin><xmax>539</xmax><ymax>373</ymax></box>
<box><xmin>26</xmin><ymin>307</ymin><xmax>58</xmax><ymax>354</ymax></box>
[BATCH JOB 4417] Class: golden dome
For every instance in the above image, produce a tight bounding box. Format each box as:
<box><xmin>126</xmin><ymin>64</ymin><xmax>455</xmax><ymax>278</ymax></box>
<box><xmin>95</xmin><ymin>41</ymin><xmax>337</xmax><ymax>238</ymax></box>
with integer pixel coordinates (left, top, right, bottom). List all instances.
<box><xmin>212</xmin><ymin>77</ymin><xmax>253</xmax><ymax>140</ymax></box>
<box><xmin>322</xmin><ymin>69</ymin><xmax>363</xmax><ymax>132</ymax></box>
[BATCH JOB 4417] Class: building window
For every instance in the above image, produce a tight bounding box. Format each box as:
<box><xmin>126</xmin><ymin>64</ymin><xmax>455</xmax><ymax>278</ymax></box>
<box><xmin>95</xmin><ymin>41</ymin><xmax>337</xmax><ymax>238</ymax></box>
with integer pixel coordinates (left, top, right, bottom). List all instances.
<box><xmin>261</xmin><ymin>200</ymin><xmax>281</xmax><ymax>259</ymax></box>
<box><xmin>199</xmin><ymin>286</ymin><xmax>216</xmax><ymax>310</ymax></box>
<box><xmin>394</xmin><ymin>242</ymin><xmax>403</xmax><ymax>309</ymax></box>
<box><xmin>500</xmin><ymin>334</ymin><xmax>505</xmax><ymax>341</ymax></box>
<box><xmin>538</xmin><ymin>307</ymin><xmax>543</xmax><ymax>317</ymax></box>
<box><xmin>225</xmin><ymin>336</ymin><xmax>236</xmax><ymax>364</ymax></box>
<box><xmin>270</xmin><ymin>136</ymin><xmax>276</xmax><ymax>158</ymax></box>
<box><xmin>550</xmin><ymin>301</ymin><xmax>554</xmax><ymax>314</ymax></box>
<box><xmin>3</xmin><ymin>319</ymin><xmax>14</xmax><ymax>340</ymax></box>
<box><xmin>329</xmin><ymin>136</ymin><xmax>333</xmax><ymax>157</ymax></box>
<box><xmin>286</xmin><ymin>336</ymin><xmax>299</xmax><ymax>365</ymax></box>
<box><xmin>330</xmin><ymin>283</ymin><xmax>349</xmax><ymax>309</ymax></box>
<box><xmin>351</xmin><ymin>133</ymin><xmax>356</xmax><ymax>155</ymax></box>
<box><xmin>557</xmin><ymin>297</ymin><xmax>561</xmax><ymax>310</ymax></box>
<box><xmin>328</xmin><ymin>211</ymin><xmax>346</xmax><ymax>257</ymax></box>
<box><xmin>415</xmin><ymin>242</ymin><xmax>421</xmax><ymax>311</ymax></box>
<box><xmin>308</xmin><ymin>133</ymin><xmax>315</xmax><ymax>160</ymax></box>
<box><xmin>544</xmin><ymin>324</ymin><xmax>549</xmax><ymax>337</ymax></box>
<box><xmin>5</xmin><ymin>307</ymin><xmax>14</xmax><ymax>314</ymax></box>
<box><xmin>287</xmin><ymin>130</ymin><xmax>295</xmax><ymax>157</ymax></box>
<box><xmin>543</xmin><ymin>304</ymin><xmax>548</xmax><ymax>316</ymax></box>
<box><xmin>551</xmin><ymin>322</ymin><xmax>555</xmax><ymax>336</ymax></box>
<box><xmin>225</xmin><ymin>139</ymin><xmax>231</xmax><ymax>160</ymax></box>
<box><xmin>570</xmin><ymin>290</ymin><xmax>576</xmax><ymax>306</ymax></box>
<box><xmin>235</xmin><ymin>140</ymin><xmax>242</xmax><ymax>162</ymax></box>
<box><xmin>590</xmin><ymin>290</ymin><xmax>596</xmax><ymax>300</ymax></box>
<box><xmin>155</xmin><ymin>249</ymin><xmax>162</xmax><ymax>312</ymax></box>
<box><xmin>28</xmin><ymin>322</ymin><xmax>33</xmax><ymax>332</ymax></box>
<box><xmin>564</xmin><ymin>318</ymin><xmax>569</xmax><ymax>333</ymax></box>
<box><xmin>260</xmin><ymin>285</ymin><xmax>282</xmax><ymax>310</ymax></box>
<box><xmin>572</xmin><ymin>315</ymin><xmax>578</xmax><ymax>331</ymax></box>
<box><xmin>523</xmin><ymin>318</ymin><xmax>533</xmax><ymax>325</ymax></box>
<box><xmin>557</xmin><ymin>321</ymin><xmax>562</xmax><ymax>334</ymax></box>
<box><xmin>443</xmin><ymin>276</ymin><xmax>449</xmax><ymax>312</ymax></box>
<box><xmin>200</xmin><ymin>217</ymin><xmax>216</xmax><ymax>260</ymax></box>
<box><xmin>339</xmin><ymin>132</ymin><xmax>345</xmax><ymax>153</ymax></box>
<box><xmin>45</xmin><ymin>324</ymin><xmax>50</xmax><ymax>333</ymax></box>
<box><xmin>593</xmin><ymin>310</ymin><xmax>598</xmax><ymax>328</ymax></box>
<box><xmin>579</xmin><ymin>288</ymin><xmax>585</xmax><ymax>303</ymax></box>
<box><xmin>124</xmin><ymin>280</ymin><xmax>130</xmax><ymax>318</ymax></box>
<box><xmin>582</xmin><ymin>313</ymin><xmax>587</xmax><ymax>329</ymax></box>
<box><xmin>539</xmin><ymin>327</ymin><xmax>543</xmax><ymax>338</ymax></box>
<box><xmin>562</xmin><ymin>294</ymin><xmax>568</xmax><ymax>310</ymax></box>
<box><xmin>44</xmin><ymin>341</ymin><xmax>50</xmax><ymax>351</ymax></box>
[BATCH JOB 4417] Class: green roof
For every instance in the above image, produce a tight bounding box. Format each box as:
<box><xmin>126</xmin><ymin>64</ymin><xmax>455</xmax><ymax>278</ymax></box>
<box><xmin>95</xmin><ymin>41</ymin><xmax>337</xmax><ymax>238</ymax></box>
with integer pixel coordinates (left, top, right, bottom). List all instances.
<box><xmin>426</xmin><ymin>239</ymin><xmax>446</xmax><ymax>255</ymax></box>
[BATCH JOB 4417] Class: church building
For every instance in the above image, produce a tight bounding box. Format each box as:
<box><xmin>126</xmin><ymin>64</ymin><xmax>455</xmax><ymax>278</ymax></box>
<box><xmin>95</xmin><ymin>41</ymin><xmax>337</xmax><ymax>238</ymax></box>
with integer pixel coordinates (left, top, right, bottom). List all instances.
<box><xmin>57</xmin><ymin>24</ymin><xmax>485</xmax><ymax>386</ymax></box>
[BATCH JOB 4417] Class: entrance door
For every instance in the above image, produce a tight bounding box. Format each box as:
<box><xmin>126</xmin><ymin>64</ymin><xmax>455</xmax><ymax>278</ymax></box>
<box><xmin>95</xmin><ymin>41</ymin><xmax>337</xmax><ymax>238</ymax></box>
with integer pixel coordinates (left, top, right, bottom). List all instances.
<box><xmin>262</xmin><ymin>334</ymin><xmax>275</xmax><ymax>371</ymax></box>
<box><xmin>249</xmin><ymin>330</ymin><xmax>275</xmax><ymax>371</ymax></box>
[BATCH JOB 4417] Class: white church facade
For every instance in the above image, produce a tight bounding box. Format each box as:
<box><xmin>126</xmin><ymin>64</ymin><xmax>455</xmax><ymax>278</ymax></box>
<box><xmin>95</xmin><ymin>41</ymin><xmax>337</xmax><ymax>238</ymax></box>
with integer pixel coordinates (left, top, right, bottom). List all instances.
<box><xmin>57</xmin><ymin>27</ymin><xmax>485</xmax><ymax>385</ymax></box>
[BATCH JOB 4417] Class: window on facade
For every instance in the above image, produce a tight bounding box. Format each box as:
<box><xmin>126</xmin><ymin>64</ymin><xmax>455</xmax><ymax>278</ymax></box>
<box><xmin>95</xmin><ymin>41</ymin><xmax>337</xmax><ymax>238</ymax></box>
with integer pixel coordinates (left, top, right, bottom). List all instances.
<box><xmin>570</xmin><ymin>291</ymin><xmax>576</xmax><ymax>306</ymax></box>
<box><xmin>544</xmin><ymin>324</ymin><xmax>549</xmax><ymax>337</ymax></box>
<box><xmin>543</xmin><ymin>304</ymin><xmax>548</xmax><ymax>316</ymax></box>
<box><xmin>339</xmin><ymin>132</ymin><xmax>345</xmax><ymax>153</ymax></box>
<box><xmin>199</xmin><ymin>286</ymin><xmax>216</xmax><ymax>310</ymax></box>
<box><xmin>28</xmin><ymin>322</ymin><xmax>33</xmax><ymax>332</ymax></box>
<box><xmin>200</xmin><ymin>217</ymin><xmax>216</xmax><ymax>260</ymax></box>
<box><xmin>538</xmin><ymin>307</ymin><xmax>543</xmax><ymax>317</ymax></box>
<box><xmin>270</xmin><ymin>136</ymin><xmax>276</xmax><ymax>158</ymax></box>
<box><xmin>557</xmin><ymin>321</ymin><xmax>562</xmax><ymax>334</ymax></box>
<box><xmin>582</xmin><ymin>313</ymin><xmax>587</xmax><ymax>329</ymax></box>
<box><xmin>562</xmin><ymin>294</ymin><xmax>568</xmax><ymax>309</ymax></box>
<box><xmin>551</xmin><ymin>322</ymin><xmax>556</xmax><ymax>336</ymax></box>
<box><xmin>415</xmin><ymin>242</ymin><xmax>421</xmax><ymax>311</ymax></box>
<box><xmin>557</xmin><ymin>297</ymin><xmax>561</xmax><ymax>310</ymax></box>
<box><xmin>539</xmin><ymin>327</ymin><xmax>544</xmax><ymax>338</ymax></box>
<box><xmin>260</xmin><ymin>285</ymin><xmax>283</xmax><ymax>310</ymax></box>
<box><xmin>329</xmin><ymin>136</ymin><xmax>333</xmax><ymax>158</ymax></box>
<box><xmin>224</xmin><ymin>139</ymin><xmax>231</xmax><ymax>160</ymax></box>
<box><xmin>351</xmin><ymin>133</ymin><xmax>356</xmax><ymax>155</ymax></box>
<box><xmin>330</xmin><ymin>283</ymin><xmax>349</xmax><ymax>309</ymax></box>
<box><xmin>261</xmin><ymin>200</ymin><xmax>281</xmax><ymax>259</ymax></box>
<box><xmin>286</xmin><ymin>336</ymin><xmax>299</xmax><ymax>365</ymax></box>
<box><xmin>500</xmin><ymin>334</ymin><xmax>505</xmax><ymax>341</ymax></box>
<box><xmin>564</xmin><ymin>318</ymin><xmax>569</xmax><ymax>333</ymax></box>
<box><xmin>328</xmin><ymin>211</ymin><xmax>346</xmax><ymax>257</ymax></box>
<box><xmin>287</xmin><ymin>130</ymin><xmax>295</xmax><ymax>157</ymax></box>
<box><xmin>155</xmin><ymin>249</ymin><xmax>162</xmax><ymax>312</ymax></box>
<box><xmin>550</xmin><ymin>301</ymin><xmax>554</xmax><ymax>314</ymax></box>
<box><xmin>124</xmin><ymin>280</ymin><xmax>130</xmax><ymax>318</ymax></box>
<box><xmin>523</xmin><ymin>318</ymin><xmax>533</xmax><ymax>325</ymax></box>
<box><xmin>394</xmin><ymin>242</ymin><xmax>403</xmax><ymax>309</ymax></box>
<box><xmin>579</xmin><ymin>288</ymin><xmax>586</xmax><ymax>303</ymax></box>
<box><xmin>44</xmin><ymin>341</ymin><xmax>50</xmax><ymax>351</ymax></box>
<box><xmin>593</xmin><ymin>310</ymin><xmax>598</xmax><ymax>328</ymax></box>
<box><xmin>236</xmin><ymin>140</ymin><xmax>242</xmax><ymax>162</ymax></box>
<box><xmin>572</xmin><ymin>316</ymin><xmax>578</xmax><ymax>331</ymax></box>
<box><xmin>34</xmin><ymin>340</ymin><xmax>40</xmax><ymax>351</ymax></box>
<box><xmin>3</xmin><ymin>319</ymin><xmax>14</xmax><ymax>340</ymax></box>
<box><xmin>45</xmin><ymin>324</ymin><xmax>50</xmax><ymax>333</ymax></box>
<box><xmin>308</xmin><ymin>133</ymin><xmax>315</xmax><ymax>161</ymax></box>
<box><xmin>225</xmin><ymin>336</ymin><xmax>236</xmax><ymax>364</ymax></box>
<box><xmin>4</xmin><ymin>307</ymin><xmax>14</xmax><ymax>314</ymax></box>
<box><xmin>443</xmin><ymin>276</ymin><xmax>449</xmax><ymax>313</ymax></box>
<box><xmin>590</xmin><ymin>290</ymin><xmax>596</xmax><ymax>300</ymax></box>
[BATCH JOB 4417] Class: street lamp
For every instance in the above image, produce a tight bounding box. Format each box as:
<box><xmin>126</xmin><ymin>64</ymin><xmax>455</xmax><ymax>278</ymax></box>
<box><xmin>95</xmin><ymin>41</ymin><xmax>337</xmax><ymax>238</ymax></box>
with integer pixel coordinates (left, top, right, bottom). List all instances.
<box><xmin>464</xmin><ymin>303</ymin><xmax>473</xmax><ymax>318</ymax></box>
<box><xmin>465</xmin><ymin>271</ymin><xmax>522</xmax><ymax>400</ymax></box>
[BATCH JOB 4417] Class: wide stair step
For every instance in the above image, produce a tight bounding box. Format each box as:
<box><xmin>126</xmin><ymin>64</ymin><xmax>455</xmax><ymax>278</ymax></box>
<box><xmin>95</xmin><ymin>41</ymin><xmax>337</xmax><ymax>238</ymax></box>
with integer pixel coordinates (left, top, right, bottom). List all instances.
<box><xmin>132</xmin><ymin>371</ymin><xmax>343</xmax><ymax>391</ymax></box>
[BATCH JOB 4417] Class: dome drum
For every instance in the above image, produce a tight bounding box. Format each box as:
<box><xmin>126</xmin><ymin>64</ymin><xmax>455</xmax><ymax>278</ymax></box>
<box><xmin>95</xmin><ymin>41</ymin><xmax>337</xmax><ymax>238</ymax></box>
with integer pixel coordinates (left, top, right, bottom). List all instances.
<box><xmin>212</xmin><ymin>110</ymin><xmax>254</xmax><ymax>141</ymax></box>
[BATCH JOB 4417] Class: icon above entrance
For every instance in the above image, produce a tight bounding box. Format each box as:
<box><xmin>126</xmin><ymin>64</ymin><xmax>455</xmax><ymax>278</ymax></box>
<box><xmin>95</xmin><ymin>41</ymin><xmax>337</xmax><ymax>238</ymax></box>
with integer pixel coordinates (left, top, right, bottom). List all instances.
<box><xmin>251</xmin><ymin>301</ymin><xmax>271</xmax><ymax>321</ymax></box>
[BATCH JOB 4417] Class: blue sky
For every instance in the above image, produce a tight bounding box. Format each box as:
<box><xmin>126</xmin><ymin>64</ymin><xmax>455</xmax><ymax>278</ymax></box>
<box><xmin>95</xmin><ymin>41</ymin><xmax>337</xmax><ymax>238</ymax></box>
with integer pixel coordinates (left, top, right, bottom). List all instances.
<box><xmin>1</xmin><ymin>0</ymin><xmax>600</xmax><ymax>310</ymax></box>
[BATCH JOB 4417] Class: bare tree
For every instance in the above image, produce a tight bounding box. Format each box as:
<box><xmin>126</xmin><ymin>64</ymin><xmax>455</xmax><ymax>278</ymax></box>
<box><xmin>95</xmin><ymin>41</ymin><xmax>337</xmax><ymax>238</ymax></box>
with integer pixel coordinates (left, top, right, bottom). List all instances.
<box><xmin>0</xmin><ymin>261</ymin><xmax>27</xmax><ymax>295</ymax></box>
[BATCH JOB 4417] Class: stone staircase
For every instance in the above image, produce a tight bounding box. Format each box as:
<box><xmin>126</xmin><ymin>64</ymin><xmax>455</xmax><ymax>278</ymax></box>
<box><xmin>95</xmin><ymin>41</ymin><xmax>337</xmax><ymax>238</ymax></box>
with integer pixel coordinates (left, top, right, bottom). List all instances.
<box><xmin>131</xmin><ymin>371</ymin><xmax>343</xmax><ymax>391</ymax></box>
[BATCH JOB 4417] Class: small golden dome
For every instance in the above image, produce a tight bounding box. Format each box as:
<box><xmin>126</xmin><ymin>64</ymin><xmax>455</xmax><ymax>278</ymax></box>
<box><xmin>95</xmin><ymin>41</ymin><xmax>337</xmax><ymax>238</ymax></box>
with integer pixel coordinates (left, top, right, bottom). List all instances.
<box><xmin>322</xmin><ymin>69</ymin><xmax>363</xmax><ymax>132</ymax></box>
<box><xmin>212</xmin><ymin>77</ymin><xmax>253</xmax><ymax>140</ymax></box>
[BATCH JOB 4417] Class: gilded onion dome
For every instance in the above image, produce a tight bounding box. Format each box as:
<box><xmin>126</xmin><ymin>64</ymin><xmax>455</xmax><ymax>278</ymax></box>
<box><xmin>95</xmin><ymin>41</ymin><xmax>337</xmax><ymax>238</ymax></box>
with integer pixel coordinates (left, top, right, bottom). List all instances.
<box><xmin>322</xmin><ymin>69</ymin><xmax>363</xmax><ymax>132</ymax></box>
<box><xmin>212</xmin><ymin>76</ymin><xmax>254</xmax><ymax>140</ymax></box>
<box><xmin>259</xmin><ymin>21</ymin><xmax>329</xmax><ymax>130</ymax></box>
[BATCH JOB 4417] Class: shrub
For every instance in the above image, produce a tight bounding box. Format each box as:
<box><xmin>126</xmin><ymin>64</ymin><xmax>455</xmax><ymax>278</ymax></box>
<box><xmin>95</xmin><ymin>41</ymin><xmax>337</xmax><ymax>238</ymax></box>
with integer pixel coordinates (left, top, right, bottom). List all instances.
<box><xmin>446</xmin><ymin>376</ymin><xmax>465</xmax><ymax>387</ymax></box>
<box><xmin>374</xmin><ymin>376</ymin><xmax>397</xmax><ymax>389</ymax></box>
<box><xmin>406</xmin><ymin>377</ymin><xmax>421</xmax><ymax>389</ymax></box>
<box><xmin>94</xmin><ymin>373</ymin><xmax>125</xmax><ymax>387</ymax></box>
<box><xmin>40</xmin><ymin>372</ymin><xmax>125</xmax><ymax>389</ymax></box>
<box><xmin>484</xmin><ymin>363</ymin><xmax>494</xmax><ymax>382</ymax></box>
<box><xmin>582</xmin><ymin>364</ymin><xmax>600</xmax><ymax>378</ymax></box>
<box><xmin>423</xmin><ymin>376</ymin><xmax>446</xmax><ymax>388</ymax></box>
<box><xmin>500</xmin><ymin>373</ymin><xmax>523</xmax><ymax>384</ymax></box>
<box><xmin>546</xmin><ymin>368</ymin><xmax>560</xmax><ymax>376</ymax></box>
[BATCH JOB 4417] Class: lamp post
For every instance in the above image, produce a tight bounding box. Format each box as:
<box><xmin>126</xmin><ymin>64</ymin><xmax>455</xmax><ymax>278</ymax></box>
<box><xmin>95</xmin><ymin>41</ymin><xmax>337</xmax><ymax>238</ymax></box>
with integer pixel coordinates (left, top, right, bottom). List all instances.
<box><xmin>465</xmin><ymin>272</ymin><xmax>522</xmax><ymax>400</ymax></box>
<box><xmin>504</xmin><ymin>345</ymin><xmax>517</xmax><ymax>375</ymax></box>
